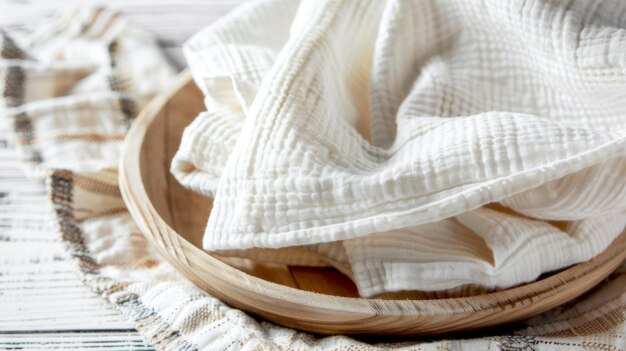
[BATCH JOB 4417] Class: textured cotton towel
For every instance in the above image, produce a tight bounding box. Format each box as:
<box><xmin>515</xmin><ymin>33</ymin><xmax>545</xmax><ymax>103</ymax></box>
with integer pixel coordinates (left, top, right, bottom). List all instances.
<box><xmin>172</xmin><ymin>0</ymin><xmax>626</xmax><ymax>296</ymax></box>
<box><xmin>5</xmin><ymin>5</ymin><xmax>626</xmax><ymax>351</ymax></box>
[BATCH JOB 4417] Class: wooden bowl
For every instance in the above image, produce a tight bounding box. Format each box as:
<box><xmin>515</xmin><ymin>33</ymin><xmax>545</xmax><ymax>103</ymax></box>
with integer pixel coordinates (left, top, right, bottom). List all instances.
<box><xmin>119</xmin><ymin>71</ymin><xmax>626</xmax><ymax>336</ymax></box>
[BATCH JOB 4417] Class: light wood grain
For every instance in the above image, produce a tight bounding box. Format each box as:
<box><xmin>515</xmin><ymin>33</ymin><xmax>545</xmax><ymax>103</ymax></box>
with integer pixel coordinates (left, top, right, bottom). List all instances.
<box><xmin>119</xmin><ymin>71</ymin><xmax>626</xmax><ymax>336</ymax></box>
<box><xmin>0</xmin><ymin>332</ymin><xmax>153</xmax><ymax>350</ymax></box>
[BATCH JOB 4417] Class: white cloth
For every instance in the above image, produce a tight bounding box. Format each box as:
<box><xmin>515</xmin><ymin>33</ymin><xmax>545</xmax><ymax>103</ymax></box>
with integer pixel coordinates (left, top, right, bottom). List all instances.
<box><xmin>172</xmin><ymin>0</ymin><xmax>626</xmax><ymax>296</ymax></box>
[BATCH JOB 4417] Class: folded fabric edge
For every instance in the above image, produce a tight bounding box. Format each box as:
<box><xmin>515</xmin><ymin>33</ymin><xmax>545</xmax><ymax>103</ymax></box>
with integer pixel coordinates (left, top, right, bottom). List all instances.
<box><xmin>202</xmin><ymin>136</ymin><xmax>626</xmax><ymax>251</ymax></box>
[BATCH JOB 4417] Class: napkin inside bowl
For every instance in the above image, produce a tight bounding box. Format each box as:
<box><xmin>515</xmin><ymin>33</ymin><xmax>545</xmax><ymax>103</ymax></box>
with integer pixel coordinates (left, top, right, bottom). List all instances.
<box><xmin>171</xmin><ymin>0</ymin><xmax>626</xmax><ymax>297</ymax></box>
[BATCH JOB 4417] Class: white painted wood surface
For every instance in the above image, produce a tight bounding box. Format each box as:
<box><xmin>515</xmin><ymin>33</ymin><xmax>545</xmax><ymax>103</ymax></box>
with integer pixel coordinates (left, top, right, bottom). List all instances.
<box><xmin>0</xmin><ymin>1</ymin><xmax>243</xmax><ymax>349</ymax></box>
<box><xmin>0</xmin><ymin>124</ymin><xmax>152</xmax><ymax>350</ymax></box>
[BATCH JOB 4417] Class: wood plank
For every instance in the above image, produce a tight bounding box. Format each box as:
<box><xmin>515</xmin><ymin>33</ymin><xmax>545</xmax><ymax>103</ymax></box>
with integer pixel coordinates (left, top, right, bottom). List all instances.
<box><xmin>0</xmin><ymin>332</ymin><xmax>154</xmax><ymax>350</ymax></box>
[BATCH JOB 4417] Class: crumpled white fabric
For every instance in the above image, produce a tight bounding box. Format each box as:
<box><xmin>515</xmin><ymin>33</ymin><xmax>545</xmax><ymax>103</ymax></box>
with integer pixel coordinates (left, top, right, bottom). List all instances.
<box><xmin>172</xmin><ymin>0</ymin><xmax>626</xmax><ymax>297</ymax></box>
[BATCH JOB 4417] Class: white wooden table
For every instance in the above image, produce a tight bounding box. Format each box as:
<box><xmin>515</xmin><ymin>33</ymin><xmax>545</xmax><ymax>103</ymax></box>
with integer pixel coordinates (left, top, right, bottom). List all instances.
<box><xmin>0</xmin><ymin>1</ymin><xmax>242</xmax><ymax>349</ymax></box>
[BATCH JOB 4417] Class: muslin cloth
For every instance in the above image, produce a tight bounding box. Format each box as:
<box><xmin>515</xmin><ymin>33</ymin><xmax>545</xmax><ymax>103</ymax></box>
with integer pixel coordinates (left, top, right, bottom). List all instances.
<box><xmin>171</xmin><ymin>0</ymin><xmax>626</xmax><ymax>297</ymax></box>
<box><xmin>5</xmin><ymin>4</ymin><xmax>626</xmax><ymax>351</ymax></box>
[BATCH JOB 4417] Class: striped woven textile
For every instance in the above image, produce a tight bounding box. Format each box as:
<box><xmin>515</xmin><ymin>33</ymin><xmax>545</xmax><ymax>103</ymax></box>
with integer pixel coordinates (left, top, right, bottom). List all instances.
<box><xmin>2</xmin><ymin>4</ymin><xmax>626</xmax><ymax>351</ymax></box>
